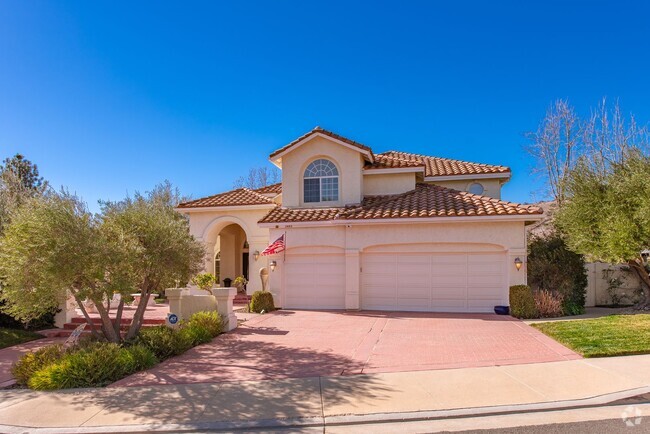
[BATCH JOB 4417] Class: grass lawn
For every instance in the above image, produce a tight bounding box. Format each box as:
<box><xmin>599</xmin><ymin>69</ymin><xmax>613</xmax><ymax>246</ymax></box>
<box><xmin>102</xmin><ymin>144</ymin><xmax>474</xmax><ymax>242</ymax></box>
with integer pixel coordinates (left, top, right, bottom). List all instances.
<box><xmin>532</xmin><ymin>314</ymin><xmax>650</xmax><ymax>357</ymax></box>
<box><xmin>0</xmin><ymin>327</ymin><xmax>44</xmax><ymax>350</ymax></box>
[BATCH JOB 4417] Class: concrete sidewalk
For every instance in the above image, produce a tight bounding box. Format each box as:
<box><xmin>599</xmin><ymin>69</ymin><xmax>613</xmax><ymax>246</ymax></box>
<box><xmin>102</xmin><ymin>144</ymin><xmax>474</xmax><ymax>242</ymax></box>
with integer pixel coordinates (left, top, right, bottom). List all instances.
<box><xmin>1</xmin><ymin>355</ymin><xmax>649</xmax><ymax>432</ymax></box>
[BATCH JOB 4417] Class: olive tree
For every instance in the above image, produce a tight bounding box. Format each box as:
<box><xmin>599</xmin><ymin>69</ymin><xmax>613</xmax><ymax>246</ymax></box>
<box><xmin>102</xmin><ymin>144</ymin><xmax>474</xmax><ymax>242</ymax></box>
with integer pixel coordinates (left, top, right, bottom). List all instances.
<box><xmin>0</xmin><ymin>183</ymin><xmax>204</xmax><ymax>342</ymax></box>
<box><xmin>99</xmin><ymin>182</ymin><xmax>205</xmax><ymax>340</ymax></box>
<box><xmin>555</xmin><ymin>155</ymin><xmax>650</xmax><ymax>308</ymax></box>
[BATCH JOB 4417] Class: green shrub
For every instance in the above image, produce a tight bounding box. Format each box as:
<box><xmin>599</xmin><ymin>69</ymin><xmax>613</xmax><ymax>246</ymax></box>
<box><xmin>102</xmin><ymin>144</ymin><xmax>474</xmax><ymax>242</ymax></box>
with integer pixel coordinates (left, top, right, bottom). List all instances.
<box><xmin>11</xmin><ymin>344</ymin><xmax>66</xmax><ymax>385</ymax></box>
<box><xmin>136</xmin><ymin>325</ymin><xmax>188</xmax><ymax>360</ymax></box>
<box><xmin>178</xmin><ymin>322</ymin><xmax>213</xmax><ymax>346</ymax></box>
<box><xmin>509</xmin><ymin>285</ymin><xmax>538</xmax><ymax>319</ymax></box>
<box><xmin>249</xmin><ymin>291</ymin><xmax>275</xmax><ymax>313</ymax></box>
<box><xmin>27</xmin><ymin>342</ymin><xmax>157</xmax><ymax>390</ymax></box>
<box><xmin>187</xmin><ymin>311</ymin><xmax>223</xmax><ymax>338</ymax></box>
<box><xmin>527</xmin><ymin>233</ymin><xmax>587</xmax><ymax>315</ymax></box>
<box><xmin>123</xmin><ymin>344</ymin><xmax>159</xmax><ymax>371</ymax></box>
<box><xmin>563</xmin><ymin>300</ymin><xmax>585</xmax><ymax>316</ymax></box>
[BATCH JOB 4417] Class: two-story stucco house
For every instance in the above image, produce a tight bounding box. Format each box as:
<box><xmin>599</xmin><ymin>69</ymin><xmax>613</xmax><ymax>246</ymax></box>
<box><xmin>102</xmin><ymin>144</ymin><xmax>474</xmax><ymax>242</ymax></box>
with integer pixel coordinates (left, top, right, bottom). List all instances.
<box><xmin>176</xmin><ymin>127</ymin><xmax>543</xmax><ymax>312</ymax></box>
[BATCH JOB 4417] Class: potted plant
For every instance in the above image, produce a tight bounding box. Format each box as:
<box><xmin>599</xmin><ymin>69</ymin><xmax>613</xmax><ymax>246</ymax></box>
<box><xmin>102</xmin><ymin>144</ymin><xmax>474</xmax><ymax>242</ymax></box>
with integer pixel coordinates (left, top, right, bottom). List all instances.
<box><xmin>191</xmin><ymin>273</ymin><xmax>216</xmax><ymax>295</ymax></box>
<box><xmin>233</xmin><ymin>275</ymin><xmax>248</xmax><ymax>294</ymax></box>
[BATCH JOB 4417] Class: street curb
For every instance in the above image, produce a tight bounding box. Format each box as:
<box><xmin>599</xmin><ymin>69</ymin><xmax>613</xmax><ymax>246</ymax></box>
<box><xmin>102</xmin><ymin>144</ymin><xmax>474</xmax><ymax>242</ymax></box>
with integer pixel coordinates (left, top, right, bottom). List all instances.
<box><xmin>1</xmin><ymin>386</ymin><xmax>649</xmax><ymax>433</ymax></box>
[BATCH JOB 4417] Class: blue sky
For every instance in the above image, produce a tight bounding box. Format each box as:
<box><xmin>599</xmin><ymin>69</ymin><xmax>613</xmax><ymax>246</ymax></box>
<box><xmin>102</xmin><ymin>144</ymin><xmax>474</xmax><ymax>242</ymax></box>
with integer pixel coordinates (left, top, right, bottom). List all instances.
<box><xmin>1</xmin><ymin>1</ymin><xmax>649</xmax><ymax>210</ymax></box>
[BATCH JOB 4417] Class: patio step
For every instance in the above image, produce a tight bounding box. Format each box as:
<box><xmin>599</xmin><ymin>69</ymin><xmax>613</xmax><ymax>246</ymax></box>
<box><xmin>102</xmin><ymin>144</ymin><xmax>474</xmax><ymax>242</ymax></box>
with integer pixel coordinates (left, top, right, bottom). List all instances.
<box><xmin>234</xmin><ymin>294</ymin><xmax>251</xmax><ymax>305</ymax></box>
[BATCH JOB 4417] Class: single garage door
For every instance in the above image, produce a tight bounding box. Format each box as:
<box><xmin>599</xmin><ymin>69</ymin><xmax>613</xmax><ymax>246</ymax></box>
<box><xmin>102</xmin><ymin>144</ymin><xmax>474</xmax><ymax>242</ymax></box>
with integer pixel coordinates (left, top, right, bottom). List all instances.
<box><xmin>284</xmin><ymin>253</ymin><xmax>346</xmax><ymax>309</ymax></box>
<box><xmin>361</xmin><ymin>251</ymin><xmax>506</xmax><ymax>312</ymax></box>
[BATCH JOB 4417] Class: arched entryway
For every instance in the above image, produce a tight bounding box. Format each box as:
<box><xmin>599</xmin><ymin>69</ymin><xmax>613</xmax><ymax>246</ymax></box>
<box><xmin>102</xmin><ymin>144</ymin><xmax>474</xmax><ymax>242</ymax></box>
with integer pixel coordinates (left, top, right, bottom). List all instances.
<box><xmin>199</xmin><ymin>215</ymin><xmax>267</xmax><ymax>294</ymax></box>
<box><xmin>210</xmin><ymin>223</ymin><xmax>247</xmax><ymax>287</ymax></box>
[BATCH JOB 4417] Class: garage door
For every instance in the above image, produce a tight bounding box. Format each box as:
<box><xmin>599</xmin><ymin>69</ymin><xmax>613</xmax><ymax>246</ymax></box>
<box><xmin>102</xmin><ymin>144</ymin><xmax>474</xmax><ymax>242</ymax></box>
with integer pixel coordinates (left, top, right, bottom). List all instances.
<box><xmin>361</xmin><ymin>252</ymin><xmax>506</xmax><ymax>312</ymax></box>
<box><xmin>284</xmin><ymin>253</ymin><xmax>346</xmax><ymax>309</ymax></box>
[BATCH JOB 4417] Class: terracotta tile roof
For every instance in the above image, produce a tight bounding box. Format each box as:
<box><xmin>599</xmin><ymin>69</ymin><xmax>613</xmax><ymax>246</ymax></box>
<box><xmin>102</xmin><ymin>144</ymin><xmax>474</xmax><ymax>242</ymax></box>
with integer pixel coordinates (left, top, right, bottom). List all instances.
<box><xmin>342</xmin><ymin>184</ymin><xmax>541</xmax><ymax>219</ymax></box>
<box><xmin>177</xmin><ymin>188</ymin><xmax>275</xmax><ymax>209</ymax></box>
<box><xmin>258</xmin><ymin>207</ymin><xmax>343</xmax><ymax>224</ymax></box>
<box><xmin>259</xmin><ymin>184</ymin><xmax>542</xmax><ymax>223</ymax></box>
<box><xmin>254</xmin><ymin>183</ymin><xmax>282</xmax><ymax>194</ymax></box>
<box><xmin>364</xmin><ymin>154</ymin><xmax>425</xmax><ymax>170</ymax></box>
<box><xmin>377</xmin><ymin>151</ymin><xmax>510</xmax><ymax>178</ymax></box>
<box><xmin>270</xmin><ymin>126</ymin><xmax>374</xmax><ymax>160</ymax></box>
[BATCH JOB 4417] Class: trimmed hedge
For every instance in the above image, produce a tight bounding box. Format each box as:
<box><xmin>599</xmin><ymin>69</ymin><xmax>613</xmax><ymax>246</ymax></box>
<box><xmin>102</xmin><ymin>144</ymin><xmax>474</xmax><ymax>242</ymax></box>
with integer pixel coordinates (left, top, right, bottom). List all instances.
<box><xmin>27</xmin><ymin>343</ymin><xmax>158</xmax><ymax>390</ymax></box>
<box><xmin>249</xmin><ymin>291</ymin><xmax>275</xmax><ymax>313</ymax></box>
<box><xmin>12</xmin><ymin>344</ymin><xmax>67</xmax><ymax>385</ymax></box>
<box><xmin>14</xmin><ymin>310</ymin><xmax>225</xmax><ymax>390</ymax></box>
<box><xmin>509</xmin><ymin>285</ymin><xmax>538</xmax><ymax>319</ymax></box>
<box><xmin>186</xmin><ymin>311</ymin><xmax>223</xmax><ymax>338</ymax></box>
<box><xmin>136</xmin><ymin>311</ymin><xmax>223</xmax><ymax>361</ymax></box>
<box><xmin>136</xmin><ymin>325</ymin><xmax>191</xmax><ymax>360</ymax></box>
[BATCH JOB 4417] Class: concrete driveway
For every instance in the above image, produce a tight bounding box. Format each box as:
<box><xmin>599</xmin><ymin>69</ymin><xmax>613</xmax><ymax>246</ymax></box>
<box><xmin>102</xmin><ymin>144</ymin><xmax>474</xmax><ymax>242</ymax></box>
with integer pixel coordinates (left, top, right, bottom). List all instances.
<box><xmin>113</xmin><ymin>310</ymin><xmax>580</xmax><ymax>387</ymax></box>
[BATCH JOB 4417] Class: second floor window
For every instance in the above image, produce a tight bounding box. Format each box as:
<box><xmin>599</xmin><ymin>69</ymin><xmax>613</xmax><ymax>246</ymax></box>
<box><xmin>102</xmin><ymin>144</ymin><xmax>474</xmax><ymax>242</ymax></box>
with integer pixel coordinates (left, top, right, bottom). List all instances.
<box><xmin>304</xmin><ymin>159</ymin><xmax>339</xmax><ymax>203</ymax></box>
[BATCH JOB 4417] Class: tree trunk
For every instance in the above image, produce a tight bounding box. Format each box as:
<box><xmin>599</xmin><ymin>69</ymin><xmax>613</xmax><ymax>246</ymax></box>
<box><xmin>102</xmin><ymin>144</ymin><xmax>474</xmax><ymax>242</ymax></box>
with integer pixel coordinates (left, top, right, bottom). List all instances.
<box><xmin>93</xmin><ymin>297</ymin><xmax>121</xmax><ymax>343</ymax></box>
<box><xmin>628</xmin><ymin>259</ymin><xmax>650</xmax><ymax>309</ymax></box>
<box><xmin>113</xmin><ymin>298</ymin><xmax>125</xmax><ymax>338</ymax></box>
<box><xmin>71</xmin><ymin>292</ymin><xmax>102</xmax><ymax>339</ymax></box>
<box><xmin>125</xmin><ymin>286</ymin><xmax>153</xmax><ymax>340</ymax></box>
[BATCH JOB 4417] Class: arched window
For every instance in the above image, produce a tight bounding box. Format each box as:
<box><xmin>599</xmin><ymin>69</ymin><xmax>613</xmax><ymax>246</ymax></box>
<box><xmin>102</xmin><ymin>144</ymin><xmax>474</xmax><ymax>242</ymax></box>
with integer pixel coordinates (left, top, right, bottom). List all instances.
<box><xmin>303</xmin><ymin>159</ymin><xmax>339</xmax><ymax>203</ymax></box>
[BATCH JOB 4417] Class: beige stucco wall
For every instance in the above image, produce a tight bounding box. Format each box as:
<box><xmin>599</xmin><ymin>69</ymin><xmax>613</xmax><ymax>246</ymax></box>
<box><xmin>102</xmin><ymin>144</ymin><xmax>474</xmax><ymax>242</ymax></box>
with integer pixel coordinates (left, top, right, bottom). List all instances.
<box><xmin>180</xmin><ymin>207</ymin><xmax>272</xmax><ymax>294</ymax></box>
<box><xmin>431</xmin><ymin>178</ymin><xmax>504</xmax><ymax>199</ymax></box>
<box><xmin>363</xmin><ymin>172</ymin><xmax>417</xmax><ymax>196</ymax></box>
<box><xmin>280</xmin><ymin>136</ymin><xmax>365</xmax><ymax>207</ymax></box>
<box><xmin>585</xmin><ymin>262</ymin><xmax>644</xmax><ymax>306</ymax></box>
<box><xmin>266</xmin><ymin>220</ymin><xmax>529</xmax><ymax>309</ymax></box>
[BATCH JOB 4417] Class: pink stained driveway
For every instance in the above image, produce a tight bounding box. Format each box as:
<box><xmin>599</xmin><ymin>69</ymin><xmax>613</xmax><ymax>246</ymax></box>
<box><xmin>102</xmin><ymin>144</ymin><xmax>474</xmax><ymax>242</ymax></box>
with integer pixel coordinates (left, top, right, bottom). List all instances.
<box><xmin>113</xmin><ymin>310</ymin><xmax>580</xmax><ymax>387</ymax></box>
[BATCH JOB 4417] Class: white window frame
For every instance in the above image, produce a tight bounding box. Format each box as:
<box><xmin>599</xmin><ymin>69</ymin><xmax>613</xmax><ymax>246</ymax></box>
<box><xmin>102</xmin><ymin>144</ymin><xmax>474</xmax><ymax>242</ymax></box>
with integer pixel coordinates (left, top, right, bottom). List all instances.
<box><xmin>303</xmin><ymin>159</ymin><xmax>339</xmax><ymax>203</ymax></box>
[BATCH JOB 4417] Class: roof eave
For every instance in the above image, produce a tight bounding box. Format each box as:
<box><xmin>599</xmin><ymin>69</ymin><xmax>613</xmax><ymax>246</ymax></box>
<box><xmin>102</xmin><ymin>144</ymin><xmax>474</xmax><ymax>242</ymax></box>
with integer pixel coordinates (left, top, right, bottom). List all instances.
<box><xmin>175</xmin><ymin>203</ymin><xmax>277</xmax><ymax>214</ymax></box>
<box><xmin>259</xmin><ymin>213</ymin><xmax>544</xmax><ymax>228</ymax></box>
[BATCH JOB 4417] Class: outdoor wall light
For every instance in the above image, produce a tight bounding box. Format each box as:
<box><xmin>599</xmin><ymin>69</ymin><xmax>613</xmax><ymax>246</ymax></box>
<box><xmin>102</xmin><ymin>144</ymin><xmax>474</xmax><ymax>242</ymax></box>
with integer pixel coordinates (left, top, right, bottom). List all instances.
<box><xmin>269</xmin><ymin>260</ymin><xmax>277</xmax><ymax>272</ymax></box>
<box><xmin>514</xmin><ymin>257</ymin><xmax>523</xmax><ymax>271</ymax></box>
<box><xmin>253</xmin><ymin>250</ymin><xmax>260</xmax><ymax>261</ymax></box>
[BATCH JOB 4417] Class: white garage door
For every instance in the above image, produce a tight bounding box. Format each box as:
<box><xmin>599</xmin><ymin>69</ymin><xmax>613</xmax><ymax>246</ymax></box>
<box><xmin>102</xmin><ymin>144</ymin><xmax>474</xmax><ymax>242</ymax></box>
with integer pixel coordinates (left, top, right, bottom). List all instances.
<box><xmin>284</xmin><ymin>253</ymin><xmax>346</xmax><ymax>309</ymax></box>
<box><xmin>361</xmin><ymin>252</ymin><xmax>506</xmax><ymax>312</ymax></box>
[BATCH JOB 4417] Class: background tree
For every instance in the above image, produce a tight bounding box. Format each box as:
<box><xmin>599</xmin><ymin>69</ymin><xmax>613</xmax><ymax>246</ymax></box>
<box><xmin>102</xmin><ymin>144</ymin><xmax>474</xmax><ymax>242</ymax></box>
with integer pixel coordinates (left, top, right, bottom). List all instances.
<box><xmin>0</xmin><ymin>154</ymin><xmax>48</xmax><ymax>234</ymax></box>
<box><xmin>0</xmin><ymin>182</ymin><xmax>204</xmax><ymax>342</ymax></box>
<box><xmin>233</xmin><ymin>166</ymin><xmax>280</xmax><ymax>190</ymax></box>
<box><xmin>526</xmin><ymin>99</ymin><xmax>580</xmax><ymax>204</ymax></box>
<box><xmin>526</xmin><ymin>99</ymin><xmax>649</xmax><ymax>203</ymax></box>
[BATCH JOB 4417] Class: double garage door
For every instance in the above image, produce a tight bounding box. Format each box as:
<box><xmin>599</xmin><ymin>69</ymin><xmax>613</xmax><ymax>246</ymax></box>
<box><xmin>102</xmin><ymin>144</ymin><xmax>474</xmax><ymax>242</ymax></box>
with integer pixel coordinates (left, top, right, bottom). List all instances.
<box><xmin>283</xmin><ymin>250</ymin><xmax>506</xmax><ymax>312</ymax></box>
<box><xmin>361</xmin><ymin>252</ymin><xmax>506</xmax><ymax>312</ymax></box>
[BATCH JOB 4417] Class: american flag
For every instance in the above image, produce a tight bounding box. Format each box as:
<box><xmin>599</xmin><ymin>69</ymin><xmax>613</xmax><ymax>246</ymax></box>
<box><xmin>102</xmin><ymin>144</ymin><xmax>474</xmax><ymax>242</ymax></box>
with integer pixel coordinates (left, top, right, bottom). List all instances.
<box><xmin>261</xmin><ymin>234</ymin><xmax>285</xmax><ymax>256</ymax></box>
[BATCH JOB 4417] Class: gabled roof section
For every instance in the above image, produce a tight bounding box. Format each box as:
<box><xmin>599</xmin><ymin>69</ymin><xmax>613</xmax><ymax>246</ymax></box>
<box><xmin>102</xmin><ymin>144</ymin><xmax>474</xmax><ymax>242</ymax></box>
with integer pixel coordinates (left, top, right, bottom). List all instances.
<box><xmin>177</xmin><ymin>187</ymin><xmax>276</xmax><ymax>209</ymax></box>
<box><xmin>269</xmin><ymin>126</ymin><xmax>374</xmax><ymax>163</ymax></box>
<box><xmin>258</xmin><ymin>184</ymin><xmax>542</xmax><ymax>224</ymax></box>
<box><xmin>378</xmin><ymin>151</ymin><xmax>510</xmax><ymax>178</ymax></box>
